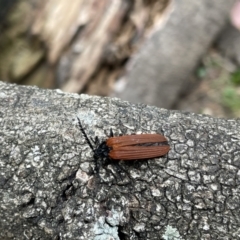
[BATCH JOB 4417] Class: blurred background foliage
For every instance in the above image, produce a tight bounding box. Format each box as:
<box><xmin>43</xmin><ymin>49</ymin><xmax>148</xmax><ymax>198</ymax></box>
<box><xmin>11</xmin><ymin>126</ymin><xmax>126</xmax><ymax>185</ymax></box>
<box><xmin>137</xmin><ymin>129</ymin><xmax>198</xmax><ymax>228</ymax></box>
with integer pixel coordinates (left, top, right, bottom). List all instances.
<box><xmin>0</xmin><ymin>0</ymin><xmax>240</xmax><ymax>118</ymax></box>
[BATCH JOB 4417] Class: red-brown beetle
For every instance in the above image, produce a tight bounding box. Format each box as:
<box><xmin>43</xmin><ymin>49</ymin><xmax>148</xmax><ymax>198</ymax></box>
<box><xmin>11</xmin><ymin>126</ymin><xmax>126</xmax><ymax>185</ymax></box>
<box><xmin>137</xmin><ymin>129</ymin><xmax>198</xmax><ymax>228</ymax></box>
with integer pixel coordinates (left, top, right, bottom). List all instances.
<box><xmin>78</xmin><ymin>118</ymin><xmax>170</xmax><ymax>173</ymax></box>
<box><xmin>77</xmin><ymin>117</ymin><xmax>170</xmax><ymax>172</ymax></box>
<box><xmin>106</xmin><ymin>134</ymin><xmax>170</xmax><ymax>160</ymax></box>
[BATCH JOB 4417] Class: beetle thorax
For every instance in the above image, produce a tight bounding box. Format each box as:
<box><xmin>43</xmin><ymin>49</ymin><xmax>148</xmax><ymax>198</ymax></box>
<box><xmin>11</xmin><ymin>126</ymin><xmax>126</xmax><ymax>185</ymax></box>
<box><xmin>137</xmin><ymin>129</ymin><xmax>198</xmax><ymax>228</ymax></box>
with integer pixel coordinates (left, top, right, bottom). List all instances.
<box><xmin>94</xmin><ymin>141</ymin><xmax>110</xmax><ymax>158</ymax></box>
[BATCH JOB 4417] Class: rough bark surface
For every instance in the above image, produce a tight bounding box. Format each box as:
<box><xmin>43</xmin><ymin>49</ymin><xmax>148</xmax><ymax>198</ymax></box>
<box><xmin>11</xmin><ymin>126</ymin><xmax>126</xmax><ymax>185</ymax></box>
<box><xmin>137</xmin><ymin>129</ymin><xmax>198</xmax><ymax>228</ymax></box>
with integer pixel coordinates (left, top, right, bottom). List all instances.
<box><xmin>0</xmin><ymin>81</ymin><xmax>240</xmax><ymax>239</ymax></box>
<box><xmin>113</xmin><ymin>0</ymin><xmax>236</xmax><ymax>108</ymax></box>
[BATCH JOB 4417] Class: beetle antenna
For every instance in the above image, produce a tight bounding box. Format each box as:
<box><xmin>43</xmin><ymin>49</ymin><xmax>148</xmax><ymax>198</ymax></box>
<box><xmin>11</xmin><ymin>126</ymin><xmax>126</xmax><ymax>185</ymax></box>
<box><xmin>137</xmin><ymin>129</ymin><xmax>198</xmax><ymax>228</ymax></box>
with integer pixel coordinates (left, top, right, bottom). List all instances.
<box><xmin>109</xmin><ymin>128</ymin><xmax>114</xmax><ymax>138</ymax></box>
<box><xmin>77</xmin><ymin>117</ymin><xmax>95</xmax><ymax>152</ymax></box>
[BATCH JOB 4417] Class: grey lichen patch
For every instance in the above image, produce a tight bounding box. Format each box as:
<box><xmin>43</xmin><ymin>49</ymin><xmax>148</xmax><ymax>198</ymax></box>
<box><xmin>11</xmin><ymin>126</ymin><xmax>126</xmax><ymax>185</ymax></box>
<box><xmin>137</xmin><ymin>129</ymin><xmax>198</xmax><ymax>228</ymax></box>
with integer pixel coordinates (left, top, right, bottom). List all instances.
<box><xmin>162</xmin><ymin>225</ymin><xmax>183</xmax><ymax>240</ymax></box>
<box><xmin>1</xmin><ymin>82</ymin><xmax>240</xmax><ymax>239</ymax></box>
<box><xmin>93</xmin><ymin>209</ymin><xmax>124</xmax><ymax>240</ymax></box>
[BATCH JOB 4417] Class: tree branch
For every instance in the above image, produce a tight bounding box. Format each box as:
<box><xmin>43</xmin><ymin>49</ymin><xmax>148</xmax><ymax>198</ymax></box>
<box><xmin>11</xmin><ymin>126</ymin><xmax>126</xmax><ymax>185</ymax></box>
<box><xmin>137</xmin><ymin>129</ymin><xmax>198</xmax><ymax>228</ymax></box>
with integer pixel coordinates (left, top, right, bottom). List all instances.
<box><xmin>0</xmin><ymin>81</ymin><xmax>240</xmax><ymax>239</ymax></box>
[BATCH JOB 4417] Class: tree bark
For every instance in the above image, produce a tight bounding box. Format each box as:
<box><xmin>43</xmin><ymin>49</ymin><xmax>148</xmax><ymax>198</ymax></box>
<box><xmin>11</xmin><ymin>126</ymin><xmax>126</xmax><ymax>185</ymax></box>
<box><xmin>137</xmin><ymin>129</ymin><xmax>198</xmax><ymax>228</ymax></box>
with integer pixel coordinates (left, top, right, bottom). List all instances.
<box><xmin>0</xmin><ymin>81</ymin><xmax>240</xmax><ymax>239</ymax></box>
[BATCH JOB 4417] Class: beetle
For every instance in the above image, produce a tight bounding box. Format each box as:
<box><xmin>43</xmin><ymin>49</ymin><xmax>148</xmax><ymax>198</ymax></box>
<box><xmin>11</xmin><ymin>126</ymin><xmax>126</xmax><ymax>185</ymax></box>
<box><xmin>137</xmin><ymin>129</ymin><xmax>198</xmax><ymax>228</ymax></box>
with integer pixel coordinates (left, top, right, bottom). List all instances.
<box><xmin>77</xmin><ymin>117</ymin><xmax>170</xmax><ymax>172</ymax></box>
<box><xmin>106</xmin><ymin>134</ymin><xmax>170</xmax><ymax>160</ymax></box>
